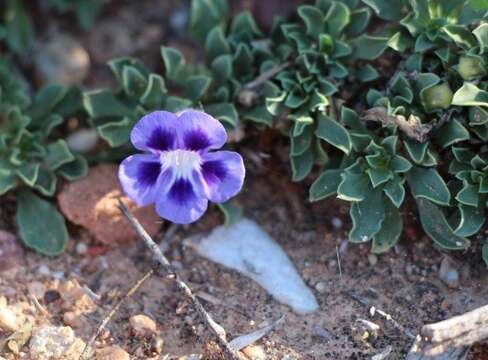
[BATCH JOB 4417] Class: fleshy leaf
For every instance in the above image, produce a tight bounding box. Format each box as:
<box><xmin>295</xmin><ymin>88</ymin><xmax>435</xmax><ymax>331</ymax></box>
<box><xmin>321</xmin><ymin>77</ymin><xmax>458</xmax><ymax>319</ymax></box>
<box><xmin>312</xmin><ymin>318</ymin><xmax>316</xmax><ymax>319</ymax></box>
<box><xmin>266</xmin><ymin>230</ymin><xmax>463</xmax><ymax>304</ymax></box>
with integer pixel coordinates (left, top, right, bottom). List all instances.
<box><xmin>372</xmin><ymin>200</ymin><xmax>402</xmax><ymax>253</ymax></box>
<box><xmin>416</xmin><ymin>198</ymin><xmax>470</xmax><ymax>250</ymax></box>
<box><xmin>16</xmin><ymin>190</ymin><xmax>68</xmax><ymax>256</ymax></box>
<box><xmin>316</xmin><ymin>114</ymin><xmax>352</xmax><ymax>154</ymax></box>
<box><xmin>408</xmin><ymin>166</ymin><xmax>450</xmax><ymax>206</ymax></box>
<box><xmin>309</xmin><ymin>169</ymin><xmax>343</xmax><ymax>201</ymax></box>
<box><xmin>349</xmin><ymin>190</ymin><xmax>385</xmax><ymax>243</ymax></box>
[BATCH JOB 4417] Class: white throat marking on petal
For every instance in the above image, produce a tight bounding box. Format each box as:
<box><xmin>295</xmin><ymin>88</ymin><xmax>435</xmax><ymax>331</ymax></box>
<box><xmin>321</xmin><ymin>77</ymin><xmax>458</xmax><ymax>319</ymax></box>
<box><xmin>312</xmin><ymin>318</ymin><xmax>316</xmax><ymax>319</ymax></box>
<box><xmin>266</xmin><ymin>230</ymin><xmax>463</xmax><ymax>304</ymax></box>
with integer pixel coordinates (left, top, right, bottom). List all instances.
<box><xmin>160</xmin><ymin>150</ymin><xmax>202</xmax><ymax>179</ymax></box>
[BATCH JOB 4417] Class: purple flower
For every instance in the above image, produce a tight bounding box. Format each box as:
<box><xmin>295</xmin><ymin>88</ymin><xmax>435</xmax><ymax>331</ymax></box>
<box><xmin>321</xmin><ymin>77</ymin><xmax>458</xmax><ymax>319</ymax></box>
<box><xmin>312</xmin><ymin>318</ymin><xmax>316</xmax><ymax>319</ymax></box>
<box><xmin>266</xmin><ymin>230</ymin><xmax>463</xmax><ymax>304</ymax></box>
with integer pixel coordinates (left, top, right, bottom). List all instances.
<box><xmin>118</xmin><ymin>110</ymin><xmax>245</xmax><ymax>224</ymax></box>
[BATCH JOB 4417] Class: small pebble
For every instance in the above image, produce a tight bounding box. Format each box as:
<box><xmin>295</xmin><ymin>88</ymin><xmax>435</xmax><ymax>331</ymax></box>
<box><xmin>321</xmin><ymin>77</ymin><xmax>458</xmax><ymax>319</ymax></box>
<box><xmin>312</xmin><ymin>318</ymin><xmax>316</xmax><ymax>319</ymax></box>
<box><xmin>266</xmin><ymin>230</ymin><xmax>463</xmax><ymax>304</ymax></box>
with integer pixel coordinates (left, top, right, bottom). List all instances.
<box><xmin>331</xmin><ymin>217</ymin><xmax>343</xmax><ymax>229</ymax></box>
<box><xmin>67</xmin><ymin>129</ymin><xmax>99</xmax><ymax>154</ymax></box>
<box><xmin>37</xmin><ymin>265</ymin><xmax>50</xmax><ymax>276</ymax></box>
<box><xmin>29</xmin><ymin>325</ymin><xmax>85</xmax><ymax>359</ymax></box>
<box><xmin>242</xmin><ymin>345</ymin><xmax>266</xmax><ymax>360</ymax></box>
<box><xmin>368</xmin><ymin>254</ymin><xmax>378</xmax><ymax>267</ymax></box>
<box><xmin>150</xmin><ymin>336</ymin><xmax>165</xmax><ymax>354</ymax></box>
<box><xmin>0</xmin><ymin>307</ymin><xmax>18</xmax><ymax>332</ymax></box>
<box><xmin>439</xmin><ymin>257</ymin><xmax>459</xmax><ymax>288</ymax></box>
<box><xmin>314</xmin><ymin>282</ymin><xmax>327</xmax><ymax>294</ymax></box>
<box><xmin>130</xmin><ymin>314</ymin><xmax>157</xmax><ymax>338</ymax></box>
<box><xmin>75</xmin><ymin>242</ymin><xmax>88</xmax><ymax>255</ymax></box>
<box><xmin>96</xmin><ymin>345</ymin><xmax>130</xmax><ymax>360</ymax></box>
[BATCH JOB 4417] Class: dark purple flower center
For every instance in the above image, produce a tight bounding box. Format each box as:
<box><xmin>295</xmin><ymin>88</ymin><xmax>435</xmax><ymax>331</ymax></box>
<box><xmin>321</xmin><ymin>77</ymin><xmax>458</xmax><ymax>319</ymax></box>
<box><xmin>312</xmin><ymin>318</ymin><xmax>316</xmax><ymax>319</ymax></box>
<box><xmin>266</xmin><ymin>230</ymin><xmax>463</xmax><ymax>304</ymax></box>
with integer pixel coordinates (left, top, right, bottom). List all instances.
<box><xmin>202</xmin><ymin>160</ymin><xmax>227</xmax><ymax>185</ymax></box>
<box><xmin>168</xmin><ymin>178</ymin><xmax>196</xmax><ymax>205</ymax></box>
<box><xmin>184</xmin><ymin>129</ymin><xmax>211</xmax><ymax>151</ymax></box>
<box><xmin>137</xmin><ymin>161</ymin><xmax>161</xmax><ymax>186</ymax></box>
<box><xmin>147</xmin><ymin>127</ymin><xmax>175</xmax><ymax>151</ymax></box>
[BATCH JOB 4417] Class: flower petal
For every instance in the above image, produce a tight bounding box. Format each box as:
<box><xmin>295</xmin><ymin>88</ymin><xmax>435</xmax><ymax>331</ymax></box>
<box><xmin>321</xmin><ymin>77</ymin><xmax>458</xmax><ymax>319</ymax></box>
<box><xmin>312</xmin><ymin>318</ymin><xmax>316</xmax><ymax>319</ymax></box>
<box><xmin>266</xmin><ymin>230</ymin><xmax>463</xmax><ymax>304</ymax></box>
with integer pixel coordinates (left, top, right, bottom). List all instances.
<box><xmin>131</xmin><ymin>111</ymin><xmax>178</xmax><ymax>152</ymax></box>
<box><xmin>201</xmin><ymin>151</ymin><xmax>245</xmax><ymax>203</ymax></box>
<box><xmin>119</xmin><ymin>153</ymin><xmax>171</xmax><ymax>206</ymax></box>
<box><xmin>155</xmin><ymin>177</ymin><xmax>208</xmax><ymax>224</ymax></box>
<box><xmin>177</xmin><ymin>110</ymin><xmax>227</xmax><ymax>151</ymax></box>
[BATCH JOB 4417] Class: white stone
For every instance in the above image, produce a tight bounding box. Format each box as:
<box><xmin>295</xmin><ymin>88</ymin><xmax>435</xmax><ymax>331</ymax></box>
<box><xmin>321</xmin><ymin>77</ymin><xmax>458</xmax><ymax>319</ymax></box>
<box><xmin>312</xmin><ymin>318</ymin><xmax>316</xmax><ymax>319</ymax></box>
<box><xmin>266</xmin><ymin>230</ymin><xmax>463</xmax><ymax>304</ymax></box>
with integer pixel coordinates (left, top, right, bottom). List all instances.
<box><xmin>189</xmin><ymin>218</ymin><xmax>319</xmax><ymax>314</ymax></box>
<box><xmin>0</xmin><ymin>307</ymin><xmax>19</xmax><ymax>332</ymax></box>
<box><xmin>67</xmin><ymin>129</ymin><xmax>98</xmax><ymax>153</ymax></box>
<box><xmin>29</xmin><ymin>325</ymin><xmax>85</xmax><ymax>360</ymax></box>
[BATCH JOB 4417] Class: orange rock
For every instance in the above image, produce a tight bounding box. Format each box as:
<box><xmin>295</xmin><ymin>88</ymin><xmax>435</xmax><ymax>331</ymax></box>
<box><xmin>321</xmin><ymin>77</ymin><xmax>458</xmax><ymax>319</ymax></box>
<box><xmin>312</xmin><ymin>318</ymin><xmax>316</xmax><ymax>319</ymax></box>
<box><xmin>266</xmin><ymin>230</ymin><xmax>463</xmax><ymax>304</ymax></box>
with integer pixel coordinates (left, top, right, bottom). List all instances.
<box><xmin>58</xmin><ymin>164</ymin><xmax>161</xmax><ymax>244</ymax></box>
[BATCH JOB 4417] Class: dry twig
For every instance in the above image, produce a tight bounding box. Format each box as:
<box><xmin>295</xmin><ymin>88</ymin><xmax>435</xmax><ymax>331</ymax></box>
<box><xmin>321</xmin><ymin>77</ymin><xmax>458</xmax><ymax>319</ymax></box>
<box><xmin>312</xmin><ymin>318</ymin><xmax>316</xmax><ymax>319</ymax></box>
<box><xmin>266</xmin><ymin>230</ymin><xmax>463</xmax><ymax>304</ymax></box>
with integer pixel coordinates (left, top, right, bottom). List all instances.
<box><xmin>117</xmin><ymin>200</ymin><xmax>244</xmax><ymax>360</ymax></box>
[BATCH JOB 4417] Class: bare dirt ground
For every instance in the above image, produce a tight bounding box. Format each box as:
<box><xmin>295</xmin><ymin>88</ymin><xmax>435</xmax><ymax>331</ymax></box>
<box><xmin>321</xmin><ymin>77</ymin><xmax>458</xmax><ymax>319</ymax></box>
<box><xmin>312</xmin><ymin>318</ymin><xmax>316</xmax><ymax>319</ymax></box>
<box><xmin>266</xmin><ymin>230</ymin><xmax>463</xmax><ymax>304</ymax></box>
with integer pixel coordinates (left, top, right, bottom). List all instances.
<box><xmin>2</xmin><ymin>150</ymin><xmax>488</xmax><ymax>359</ymax></box>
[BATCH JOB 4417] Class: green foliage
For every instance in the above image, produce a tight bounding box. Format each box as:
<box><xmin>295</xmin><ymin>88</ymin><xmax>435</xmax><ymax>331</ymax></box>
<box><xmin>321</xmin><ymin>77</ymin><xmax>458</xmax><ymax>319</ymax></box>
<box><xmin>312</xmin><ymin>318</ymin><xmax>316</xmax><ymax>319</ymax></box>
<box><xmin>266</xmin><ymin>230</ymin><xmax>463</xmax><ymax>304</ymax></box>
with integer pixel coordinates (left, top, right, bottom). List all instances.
<box><xmin>1</xmin><ymin>0</ymin><xmax>107</xmax><ymax>54</ymax></box>
<box><xmin>72</xmin><ymin>0</ymin><xmax>488</xmax><ymax>261</ymax></box>
<box><xmin>16</xmin><ymin>190</ymin><xmax>68</xmax><ymax>255</ymax></box>
<box><xmin>0</xmin><ymin>60</ymin><xmax>87</xmax><ymax>255</ymax></box>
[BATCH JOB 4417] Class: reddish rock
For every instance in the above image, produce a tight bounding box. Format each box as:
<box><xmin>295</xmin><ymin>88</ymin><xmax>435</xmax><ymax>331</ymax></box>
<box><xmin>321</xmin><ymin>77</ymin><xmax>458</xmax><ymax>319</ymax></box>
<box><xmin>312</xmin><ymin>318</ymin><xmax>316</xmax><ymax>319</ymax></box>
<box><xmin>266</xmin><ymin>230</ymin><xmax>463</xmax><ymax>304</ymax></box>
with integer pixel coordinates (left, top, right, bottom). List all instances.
<box><xmin>0</xmin><ymin>230</ymin><xmax>24</xmax><ymax>272</ymax></box>
<box><xmin>58</xmin><ymin>164</ymin><xmax>161</xmax><ymax>244</ymax></box>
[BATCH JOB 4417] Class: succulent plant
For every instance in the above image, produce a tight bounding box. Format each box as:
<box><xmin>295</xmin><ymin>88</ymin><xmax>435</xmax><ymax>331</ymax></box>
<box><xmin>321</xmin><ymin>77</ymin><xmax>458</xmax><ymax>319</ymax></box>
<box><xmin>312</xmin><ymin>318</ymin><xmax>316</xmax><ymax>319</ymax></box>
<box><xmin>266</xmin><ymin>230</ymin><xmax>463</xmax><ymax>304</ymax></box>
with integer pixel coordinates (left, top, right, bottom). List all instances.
<box><xmin>53</xmin><ymin>0</ymin><xmax>488</xmax><ymax>262</ymax></box>
<box><xmin>0</xmin><ymin>60</ymin><xmax>87</xmax><ymax>255</ymax></box>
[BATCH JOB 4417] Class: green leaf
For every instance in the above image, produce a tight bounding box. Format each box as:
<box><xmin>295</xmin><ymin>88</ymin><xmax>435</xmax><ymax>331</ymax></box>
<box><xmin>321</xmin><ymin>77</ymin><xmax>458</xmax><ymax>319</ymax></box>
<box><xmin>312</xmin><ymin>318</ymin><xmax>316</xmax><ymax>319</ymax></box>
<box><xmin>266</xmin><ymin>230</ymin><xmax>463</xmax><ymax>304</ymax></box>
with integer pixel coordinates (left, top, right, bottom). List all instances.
<box><xmin>16</xmin><ymin>190</ymin><xmax>68</xmax><ymax>256</ymax></box>
<box><xmin>161</xmin><ymin>46</ymin><xmax>186</xmax><ymax>82</ymax></box>
<box><xmin>434</xmin><ymin>118</ymin><xmax>470</xmax><ymax>148</ymax></box>
<box><xmin>230</xmin><ymin>11</ymin><xmax>262</xmax><ymax>38</ymax></box>
<box><xmin>473</xmin><ymin>23</ymin><xmax>488</xmax><ymax>53</ymax></box>
<box><xmin>390</xmin><ymin>155</ymin><xmax>412</xmax><ymax>173</ymax></box>
<box><xmin>184</xmin><ymin>75</ymin><xmax>212</xmax><ymax>101</ymax></box>
<box><xmin>4</xmin><ymin>0</ymin><xmax>34</xmax><ymax>54</ymax></box>
<box><xmin>122</xmin><ymin>66</ymin><xmax>148</xmax><ymax>98</ymax></box>
<box><xmin>362</xmin><ymin>0</ymin><xmax>405</xmax><ymax>20</ymax></box>
<box><xmin>404</xmin><ymin>139</ymin><xmax>428</xmax><ymax>164</ymax></box>
<box><xmin>452</xmin><ymin>82</ymin><xmax>488</xmax><ymax>107</ymax></box>
<box><xmin>233</xmin><ymin>43</ymin><xmax>254</xmax><ymax>76</ymax></box>
<box><xmin>337</xmin><ymin>173</ymin><xmax>370</xmax><ymax>201</ymax></box>
<box><xmin>383</xmin><ymin>176</ymin><xmax>406</xmax><ymax>207</ymax></box>
<box><xmin>217</xmin><ymin>201</ymin><xmax>243</xmax><ymax>226</ymax></box>
<box><xmin>0</xmin><ymin>169</ymin><xmax>17</xmax><ymax>195</ymax></box>
<box><xmin>211</xmin><ymin>55</ymin><xmax>233</xmax><ymax>83</ymax></box>
<box><xmin>16</xmin><ymin>163</ymin><xmax>40</xmax><ymax>186</ymax></box>
<box><xmin>190</xmin><ymin>0</ymin><xmax>228</xmax><ymax>43</ymax></box>
<box><xmin>205</xmin><ymin>26</ymin><xmax>230</xmax><ymax>61</ymax></box>
<box><xmin>290</xmin><ymin>125</ymin><xmax>313</xmax><ymax>156</ymax></box>
<box><xmin>243</xmin><ymin>106</ymin><xmax>273</xmax><ymax>126</ymax></box>
<box><xmin>32</xmin><ymin>168</ymin><xmax>57</xmax><ymax>196</ymax></box>
<box><xmin>140</xmin><ymin>74</ymin><xmax>167</xmax><ymax>109</ymax></box>
<box><xmin>316</xmin><ymin>114</ymin><xmax>352</xmax><ymax>154</ymax></box>
<box><xmin>416</xmin><ymin>198</ymin><xmax>470</xmax><ymax>250</ymax></box>
<box><xmin>345</xmin><ymin>8</ymin><xmax>371</xmax><ymax>37</ymax></box>
<box><xmin>421</xmin><ymin>83</ymin><xmax>453</xmax><ymax>112</ymax></box>
<box><xmin>46</xmin><ymin>140</ymin><xmax>75</xmax><ymax>170</ymax></box>
<box><xmin>454</xmin><ymin>203</ymin><xmax>485</xmax><ymax>236</ymax></box>
<box><xmin>57</xmin><ymin>154</ymin><xmax>88</xmax><ymax>181</ymax></box>
<box><xmin>367</xmin><ymin>168</ymin><xmax>393</xmax><ymax>188</ymax></box>
<box><xmin>309</xmin><ymin>169</ymin><xmax>342</xmax><ymax>201</ymax></box>
<box><xmin>456</xmin><ymin>182</ymin><xmax>479</xmax><ymax>207</ymax></box>
<box><xmin>443</xmin><ymin>24</ymin><xmax>478</xmax><ymax>50</ymax></box>
<box><xmin>458</xmin><ymin>55</ymin><xmax>486</xmax><ymax>81</ymax></box>
<box><xmin>349</xmin><ymin>190</ymin><xmax>385</xmax><ymax>243</ymax></box>
<box><xmin>352</xmin><ymin>34</ymin><xmax>389</xmax><ymax>60</ymax></box>
<box><xmin>98</xmin><ymin>117</ymin><xmax>133</xmax><ymax>147</ymax></box>
<box><xmin>408</xmin><ymin>166</ymin><xmax>451</xmax><ymax>206</ymax></box>
<box><xmin>372</xmin><ymin>200</ymin><xmax>402</xmax><ymax>253</ymax></box>
<box><xmin>83</xmin><ymin>89</ymin><xmax>132</xmax><ymax>118</ymax></box>
<box><xmin>357</xmin><ymin>64</ymin><xmax>380</xmax><ymax>82</ymax></box>
<box><xmin>165</xmin><ymin>96</ymin><xmax>193</xmax><ymax>113</ymax></box>
<box><xmin>324</xmin><ymin>1</ymin><xmax>350</xmax><ymax>37</ymax></box>
<box><xmin>291</xmin><ymin>148</ymin><xmax>314</xmax><ymax>182</ymax></box>
<box><xmin>28</xmin><ymin>84</ymin><xmax>67</xmax><ymax>122</ymax></box>
<box><xmin>298</xmin><ymin>5</ymin><xmax>324</xmax><ymax>38</ymax></box>
<box><xmin>205</xmin><ymin>103</ymin><xmax>238</xmax><ymax>129</ymax></box>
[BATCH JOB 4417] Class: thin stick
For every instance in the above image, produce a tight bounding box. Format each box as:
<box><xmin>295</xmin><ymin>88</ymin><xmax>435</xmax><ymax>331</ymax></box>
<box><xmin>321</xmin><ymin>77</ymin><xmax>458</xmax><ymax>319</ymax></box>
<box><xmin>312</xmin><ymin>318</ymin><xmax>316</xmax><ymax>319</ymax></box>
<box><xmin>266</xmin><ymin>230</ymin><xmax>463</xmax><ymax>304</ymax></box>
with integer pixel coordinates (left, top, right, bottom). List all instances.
<box><xmin>335</xmin><ymin>245</ymin><xmax>342</xmax><ymax>278</ymax></box>
<box><xmin>79</xmin><ymin>269</ymin><xmax>154</xmax><ymax>359</ymax></box>
<box><xmin>118</xmin><ymin>200</ymin><xmax>244</xmax><ymax>360</ymax></box>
